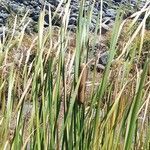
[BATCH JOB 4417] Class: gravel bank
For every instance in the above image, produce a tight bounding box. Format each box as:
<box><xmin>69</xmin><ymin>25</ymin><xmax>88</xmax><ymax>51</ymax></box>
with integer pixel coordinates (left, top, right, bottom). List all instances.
<box><xmin>0</xmin><ymin>0</ymin><xmax>146</xmax><ymax>34</ymax></box>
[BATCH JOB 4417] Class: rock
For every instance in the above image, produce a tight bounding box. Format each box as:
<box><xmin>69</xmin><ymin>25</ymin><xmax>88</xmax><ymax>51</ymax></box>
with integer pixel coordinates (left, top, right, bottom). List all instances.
<box><xmin>113</xmin><ymin>0</ymin><xmax>122</xmax><ymax>2</ymax></box>
<box><xmin>98</xmin><ymin>51</ymin><xmax>109</xmax><ymax>66</ymax></box>
<box><xmin>105</xmin><ymin>9</ymin><xmax>116</xmax><ymax>19</ymax></box>
<box><xmin>0</xmin><ymin>18</ymin><xmax>4</xmax><ymax>24</ymax></box>
<box><xmin>68</xmin><ymin>17</ymin><xmax>77</xmax><ymax>26</ymax></box>
<box><xmin>30</xmin><ymin>12</ymin><xmax>39</xmax><ymax>22</ymax></box>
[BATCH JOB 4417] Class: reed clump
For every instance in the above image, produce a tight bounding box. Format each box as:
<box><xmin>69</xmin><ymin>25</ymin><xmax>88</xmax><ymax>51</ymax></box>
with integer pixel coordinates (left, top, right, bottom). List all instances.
<box><xmin>0</xmin><ymin>1</ymin><xmax>150</xmax><ymax>149</ymax></box>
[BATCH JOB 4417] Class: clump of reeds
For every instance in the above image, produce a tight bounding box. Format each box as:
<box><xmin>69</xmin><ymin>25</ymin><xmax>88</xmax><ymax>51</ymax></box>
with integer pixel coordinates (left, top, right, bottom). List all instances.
<box><xmin>0</xmin><ymin>0</ymin><xmax>150</xmax><ymax>149</ymax></box>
